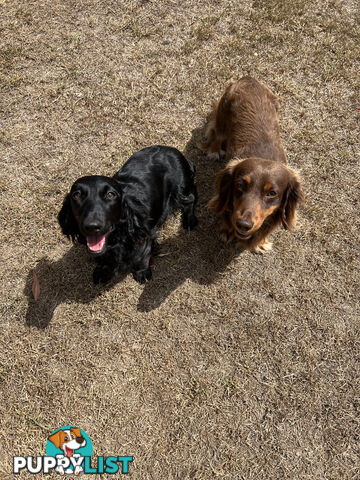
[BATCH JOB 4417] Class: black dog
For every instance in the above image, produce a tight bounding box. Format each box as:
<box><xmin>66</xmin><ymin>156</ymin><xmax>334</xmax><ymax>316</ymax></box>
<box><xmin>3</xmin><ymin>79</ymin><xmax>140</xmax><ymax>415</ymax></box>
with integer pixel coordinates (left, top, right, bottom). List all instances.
<box><xmin>58</xmin><ymin>146</ymin><xmax>198</xmax><ymax>284</ymax></box>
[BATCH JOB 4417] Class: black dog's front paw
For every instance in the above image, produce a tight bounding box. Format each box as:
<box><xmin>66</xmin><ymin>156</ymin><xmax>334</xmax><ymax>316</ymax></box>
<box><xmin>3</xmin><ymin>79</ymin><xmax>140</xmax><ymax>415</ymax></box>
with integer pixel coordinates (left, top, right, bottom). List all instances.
<box><xmin>133</xmin><ymin>267</ymin><xmax>152</xmax><ymax>284</ymax></box>
<box><xmin>93</xmin><ymin>266</ymin><xmax>114</xmax><ymax>284</ymax></box>
<box><xmin>182</xmin><ymin>214</ymin><xmax>198</xmax><ymax>230</ymax></box>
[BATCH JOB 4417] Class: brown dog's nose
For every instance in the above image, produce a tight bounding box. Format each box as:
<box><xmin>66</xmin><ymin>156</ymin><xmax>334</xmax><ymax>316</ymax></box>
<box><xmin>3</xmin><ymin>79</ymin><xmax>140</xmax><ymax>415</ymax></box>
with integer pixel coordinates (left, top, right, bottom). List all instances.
<box><xmin>76</xmin><ymin>436</ymin><xmax>85</xmax><ymax>444</ymax></box>
<box><xmin>236</xmin><ymin>218</ymin><xmax>254</xmax><ymax>231</ymax></box>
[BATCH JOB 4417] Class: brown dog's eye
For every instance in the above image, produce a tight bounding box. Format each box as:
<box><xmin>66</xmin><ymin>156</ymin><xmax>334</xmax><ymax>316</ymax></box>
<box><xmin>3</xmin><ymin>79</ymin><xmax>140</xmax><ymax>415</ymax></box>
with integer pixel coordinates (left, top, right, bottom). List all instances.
<box><xmin>105</xmin><ymin>191</ymin><xmax>116</xmax><ymax>200</ymax></box>
<box><xmin>265</xmin><ymin>190</ymin><xmax>277</xmax><ymax>198</ymax></box>
<box><xmin>72</xmin><ymin>191</ymin><xmax>81</xmax><ymax>200</ymax></box>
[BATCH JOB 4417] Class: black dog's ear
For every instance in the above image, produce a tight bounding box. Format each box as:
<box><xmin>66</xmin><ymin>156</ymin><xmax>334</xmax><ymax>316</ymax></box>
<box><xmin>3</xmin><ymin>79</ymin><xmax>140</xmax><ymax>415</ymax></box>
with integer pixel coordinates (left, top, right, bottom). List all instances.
<box><xmin>58</xmin><ymin>194</ymin><xmax>81</xmax><ymax>242</ymax></box>
<box><xmin>120</xmin><ymin>196</ymin><xmax>150</xmax><ymax>240</ymax></box>
<box><xmin>121</xmin><ymin>199</ymin><xmax>135</xmax><ymax>236</ymax></box>
<box><xmin>112</xmin><ymin>177</ymin><xmax>137</xmax><ymax>236</ymax></box>
<box><xmin>281</xmin><ymin>170</ymin><xmax>304</xmax><ymax>230</ymax></box>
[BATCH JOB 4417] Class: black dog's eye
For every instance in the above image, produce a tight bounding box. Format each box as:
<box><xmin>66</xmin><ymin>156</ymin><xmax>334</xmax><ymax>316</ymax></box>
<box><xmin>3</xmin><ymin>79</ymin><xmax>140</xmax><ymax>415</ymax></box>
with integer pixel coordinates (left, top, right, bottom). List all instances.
<box><xmin>72</xmin><ymin>191</ymin><xmax>82</xmax><ymax>200</ymax></box>
<box><xmin>105</xmin><ymin>191</ymin><xmax>116</xmax><ymax>200</ymax></box>
<box><xmin>265</xmin><ymin>190</ymin><xmax>277</xmax><ymax>198</ymax></box>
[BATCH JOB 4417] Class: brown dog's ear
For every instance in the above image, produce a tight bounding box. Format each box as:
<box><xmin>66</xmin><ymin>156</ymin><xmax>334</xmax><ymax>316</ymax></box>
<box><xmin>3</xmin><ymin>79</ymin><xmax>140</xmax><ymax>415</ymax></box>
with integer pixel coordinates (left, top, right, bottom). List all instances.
<box><xmin>208</xmin><ymin>160</ymin><xmax>239</xmax><ymax>215</ymax></box>
<box><xmin>281</xmin><ymin>169</ymin><xmax>304</xmax><ymax>230</ymax></box>
<box><xmin>48</xmin><ymin>430</ymin><xmax>66</xmax><ymax>449</ymax></box>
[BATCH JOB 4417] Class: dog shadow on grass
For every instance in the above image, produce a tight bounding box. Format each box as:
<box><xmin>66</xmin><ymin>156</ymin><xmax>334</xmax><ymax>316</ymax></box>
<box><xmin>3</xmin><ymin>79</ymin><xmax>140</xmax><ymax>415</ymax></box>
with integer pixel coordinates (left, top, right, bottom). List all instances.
<box><xmin>24</xmin><ymin>248</ymin><xmax>126</xmax><ymax>329</ymax></box>
<box><xmin>24</xmin><ymin>126</ymin><xmax>242</xmax><ymax>324</ymax></box>
<box><xmin>137</xmin><ymin>219</ymin><xmax>239</xmax><ymax>312</ymax></box>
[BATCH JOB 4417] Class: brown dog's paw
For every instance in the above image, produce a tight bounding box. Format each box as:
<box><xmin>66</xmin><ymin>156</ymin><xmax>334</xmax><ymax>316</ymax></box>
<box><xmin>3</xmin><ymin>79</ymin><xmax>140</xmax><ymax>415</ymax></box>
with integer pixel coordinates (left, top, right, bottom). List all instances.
<box><xmin>219</xmin><ymin>229</ymin><xmax>232</xmax><ymax>243</ymax></box>
<box><xmin>251</xmin><ymin>238</ymin><xmax>273</xmax><ymax>254</ymax></box>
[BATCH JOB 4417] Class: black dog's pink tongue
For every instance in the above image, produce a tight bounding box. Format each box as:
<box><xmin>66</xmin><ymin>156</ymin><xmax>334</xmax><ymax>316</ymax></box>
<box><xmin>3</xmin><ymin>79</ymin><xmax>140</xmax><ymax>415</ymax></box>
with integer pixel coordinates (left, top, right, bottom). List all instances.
<box><xmin>86</xmin><ymin>235</ymin><xmax>106</xmax><ymax>252</ymax></box>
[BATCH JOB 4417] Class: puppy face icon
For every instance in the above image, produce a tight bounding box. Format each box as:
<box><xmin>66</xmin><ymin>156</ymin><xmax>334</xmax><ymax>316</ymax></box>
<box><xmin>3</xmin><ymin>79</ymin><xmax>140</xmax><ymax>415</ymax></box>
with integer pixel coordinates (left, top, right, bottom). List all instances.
<box><xmin>49</xmin><ymin>427</ymin><xmax>86</xmax><ymax>457</ymax></box>
<box><xmin>47</xmin><ymin>427</ymin><xmax>90</xmax><ymax>475</ymax></box>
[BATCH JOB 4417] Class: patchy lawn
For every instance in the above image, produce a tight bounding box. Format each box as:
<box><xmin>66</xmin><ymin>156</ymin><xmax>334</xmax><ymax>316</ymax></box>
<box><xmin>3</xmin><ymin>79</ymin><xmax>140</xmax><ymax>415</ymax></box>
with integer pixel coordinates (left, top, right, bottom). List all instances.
<box><xmin>0</xmin><ymin>0</ymin><xmax>359</xmax><ymax>478</ymax></box>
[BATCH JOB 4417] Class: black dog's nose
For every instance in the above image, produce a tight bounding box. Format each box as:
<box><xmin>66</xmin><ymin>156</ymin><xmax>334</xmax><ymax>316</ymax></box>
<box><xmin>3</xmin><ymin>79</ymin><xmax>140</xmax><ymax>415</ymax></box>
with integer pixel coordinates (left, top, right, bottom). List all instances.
<box><xmin>83</xmin><ymin>220</ymin><xmax>103</xmax><ymax>234</ymax></box>
<box><xmin>236</xmin><ymin>218</ymin><xmax>254</xmax><ymax>231</ymax></box>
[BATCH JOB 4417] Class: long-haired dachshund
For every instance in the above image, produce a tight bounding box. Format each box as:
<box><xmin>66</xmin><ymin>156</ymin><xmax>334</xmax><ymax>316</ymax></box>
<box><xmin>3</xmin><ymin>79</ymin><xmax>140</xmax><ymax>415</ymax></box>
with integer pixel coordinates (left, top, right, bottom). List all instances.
<box><xmin>58</xmin><ymin>145</ymin><xmax>198</xmax><ymax>284</ymax></box>
<box><xmin>203</xmin><ymin>76</ymin><xmax>303</xmax><ymax>253</ymax></box>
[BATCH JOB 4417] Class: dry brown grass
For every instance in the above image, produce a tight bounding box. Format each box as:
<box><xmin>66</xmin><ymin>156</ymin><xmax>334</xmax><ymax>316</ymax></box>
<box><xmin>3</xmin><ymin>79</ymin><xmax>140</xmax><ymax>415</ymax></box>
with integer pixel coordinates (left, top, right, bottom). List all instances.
<box><xmin>0</xmin><ymin>0</ymin><xmax>359</xmax><ymax>478</ymax></box>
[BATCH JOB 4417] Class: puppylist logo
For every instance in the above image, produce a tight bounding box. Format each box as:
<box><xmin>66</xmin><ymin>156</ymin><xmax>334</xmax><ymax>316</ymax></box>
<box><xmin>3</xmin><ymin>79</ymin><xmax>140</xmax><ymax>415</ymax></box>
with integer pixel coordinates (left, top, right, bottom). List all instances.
<box><xmin>13</xmin><ymin>426</ymin><xmax>133</xmax><ymax>475</ymax></box>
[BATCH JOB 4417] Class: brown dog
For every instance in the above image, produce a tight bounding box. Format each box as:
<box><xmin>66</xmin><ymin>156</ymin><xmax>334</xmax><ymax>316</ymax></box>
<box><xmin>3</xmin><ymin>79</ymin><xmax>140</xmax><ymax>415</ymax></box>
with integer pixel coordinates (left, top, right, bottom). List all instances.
<box><xmin>204</xmin><ymin>76</ymin><xmax>303</xmax><ymax>252</ymax></box>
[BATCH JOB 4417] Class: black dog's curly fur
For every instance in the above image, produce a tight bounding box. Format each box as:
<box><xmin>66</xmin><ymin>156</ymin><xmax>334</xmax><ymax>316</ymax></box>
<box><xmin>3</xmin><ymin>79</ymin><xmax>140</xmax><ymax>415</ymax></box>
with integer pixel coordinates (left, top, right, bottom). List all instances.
<box><xmin>58</xmin><ymin>146</ymin><xmax>198</xmax><ymax>284</ymax></box>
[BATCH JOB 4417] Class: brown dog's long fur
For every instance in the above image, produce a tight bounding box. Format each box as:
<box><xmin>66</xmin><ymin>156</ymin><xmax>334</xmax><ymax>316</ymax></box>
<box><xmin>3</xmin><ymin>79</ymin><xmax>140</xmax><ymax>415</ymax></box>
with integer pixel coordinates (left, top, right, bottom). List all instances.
<box><xmin>203</xmin><ymin>77</ymin><xmax>286</xmax><ymax>163</ymax></box>
<box><xmin>204</xmin><ymin>76</ymin><xmax>303</xmax><ymax>253</ymax></box>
